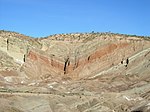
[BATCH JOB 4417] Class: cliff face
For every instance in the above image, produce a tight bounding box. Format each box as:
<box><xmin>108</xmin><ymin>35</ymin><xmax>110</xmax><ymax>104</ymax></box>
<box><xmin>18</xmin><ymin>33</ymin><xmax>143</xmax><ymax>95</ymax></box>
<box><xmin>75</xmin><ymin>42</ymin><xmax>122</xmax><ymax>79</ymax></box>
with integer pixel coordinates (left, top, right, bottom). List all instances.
<box><xmin>0</xmin><ymin>30</ymin><xmax>150</xmax><ymax>112</ymax></box>
<box><xmin>23</xmin><ymin>33</ymin><xmax>150</xmax><ymax>80</ymax></box>
<box><xmin>0</xmin><ymin>31</ymin><xmax>41</xmax><ymax>66</ymax></box>
<box><xmin>0</xmin><ymin>30</ymin><xmax>150</xmax><ymax>80</ymax></box>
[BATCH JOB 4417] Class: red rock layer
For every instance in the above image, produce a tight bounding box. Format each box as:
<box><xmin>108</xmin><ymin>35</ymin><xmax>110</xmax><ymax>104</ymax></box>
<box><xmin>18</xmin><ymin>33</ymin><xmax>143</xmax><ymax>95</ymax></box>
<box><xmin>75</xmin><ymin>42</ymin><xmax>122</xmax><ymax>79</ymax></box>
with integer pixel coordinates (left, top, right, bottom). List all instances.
<box><xmin>24</xmin><ymin>39</ymin><xmax>149</xmax><ymax>79</ymax></box>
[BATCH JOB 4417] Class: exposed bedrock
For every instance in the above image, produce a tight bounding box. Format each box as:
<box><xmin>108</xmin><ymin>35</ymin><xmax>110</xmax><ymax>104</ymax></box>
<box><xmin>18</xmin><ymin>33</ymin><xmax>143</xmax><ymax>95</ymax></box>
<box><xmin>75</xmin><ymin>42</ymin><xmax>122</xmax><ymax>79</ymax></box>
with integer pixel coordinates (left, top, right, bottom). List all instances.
<box><xmin>0</xmin><ymin>30</ymin><xmax>150</xmax><ymax>80</ymax></box>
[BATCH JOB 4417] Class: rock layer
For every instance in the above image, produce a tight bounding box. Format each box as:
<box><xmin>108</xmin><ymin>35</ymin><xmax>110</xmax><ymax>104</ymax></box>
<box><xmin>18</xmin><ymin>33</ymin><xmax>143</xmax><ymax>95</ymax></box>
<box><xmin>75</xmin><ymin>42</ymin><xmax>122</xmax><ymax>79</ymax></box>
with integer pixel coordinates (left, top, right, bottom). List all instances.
<box><xmin>0</xmin><ymin>30</ymin><xmax>150</xmax><ymax>112</ymax></box>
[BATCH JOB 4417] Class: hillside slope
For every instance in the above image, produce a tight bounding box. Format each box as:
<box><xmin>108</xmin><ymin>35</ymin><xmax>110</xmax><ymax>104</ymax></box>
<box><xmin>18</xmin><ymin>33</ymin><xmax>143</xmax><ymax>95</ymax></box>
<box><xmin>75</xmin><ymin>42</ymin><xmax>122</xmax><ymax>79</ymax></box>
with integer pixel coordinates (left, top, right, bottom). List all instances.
<box><xmin>0</xmin><ymin>30</ymin><xmax>150</xmax><ymax>112</ymax></box>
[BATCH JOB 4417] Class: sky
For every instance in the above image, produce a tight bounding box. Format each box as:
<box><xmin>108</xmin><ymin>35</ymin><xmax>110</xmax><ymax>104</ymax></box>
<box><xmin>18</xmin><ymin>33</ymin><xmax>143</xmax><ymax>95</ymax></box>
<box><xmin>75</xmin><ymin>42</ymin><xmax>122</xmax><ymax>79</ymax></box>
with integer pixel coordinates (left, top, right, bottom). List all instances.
<box><xmin>0</xmin><ymin>0</ymin><xmax>150</xmax><ymax>37</ymax></box>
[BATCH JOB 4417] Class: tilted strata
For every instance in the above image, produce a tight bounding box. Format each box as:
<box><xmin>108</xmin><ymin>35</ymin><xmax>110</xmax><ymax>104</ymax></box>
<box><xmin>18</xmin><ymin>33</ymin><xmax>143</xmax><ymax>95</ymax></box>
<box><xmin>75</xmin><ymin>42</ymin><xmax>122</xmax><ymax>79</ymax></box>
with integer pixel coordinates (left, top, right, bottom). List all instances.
<box><xmin>0</xmin><ymin>30</ymin><xmax>150</xmax><ymax>80</ymax></box>
<box><xmin>0</xmin><ymin>30</ymin><xmax>150</xmax><ymax>112</ymax></box>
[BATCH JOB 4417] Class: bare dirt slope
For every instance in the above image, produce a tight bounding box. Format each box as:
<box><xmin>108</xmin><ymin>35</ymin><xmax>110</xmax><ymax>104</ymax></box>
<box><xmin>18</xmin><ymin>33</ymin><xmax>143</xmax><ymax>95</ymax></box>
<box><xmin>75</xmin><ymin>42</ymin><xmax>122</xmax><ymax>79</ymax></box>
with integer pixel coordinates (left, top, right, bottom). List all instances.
<box><xmin>0</xmin><ymin>30</ymin><xmax>150</xmax><ymax>112</ymax></box>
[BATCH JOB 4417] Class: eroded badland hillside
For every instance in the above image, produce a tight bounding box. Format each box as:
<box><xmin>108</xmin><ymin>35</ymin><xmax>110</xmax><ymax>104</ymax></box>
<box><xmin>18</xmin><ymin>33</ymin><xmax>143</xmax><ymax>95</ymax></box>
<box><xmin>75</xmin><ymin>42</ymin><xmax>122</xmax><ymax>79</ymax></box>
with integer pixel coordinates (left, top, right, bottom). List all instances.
<box><xmin>0</xmin><ymin>30</ymin><xmax>150</xmax><ymax>112</ymax></box>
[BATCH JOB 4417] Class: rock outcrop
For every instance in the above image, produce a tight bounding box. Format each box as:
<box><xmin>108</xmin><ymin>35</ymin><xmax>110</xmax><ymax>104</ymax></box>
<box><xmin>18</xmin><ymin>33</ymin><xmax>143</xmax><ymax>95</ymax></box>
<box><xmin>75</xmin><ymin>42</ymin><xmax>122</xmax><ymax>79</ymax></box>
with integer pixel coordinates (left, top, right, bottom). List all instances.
<box><xmin>0</xmin><ymin>30</ymin><xmax>150</xmax><ymax>80</ymax></box>
<box><xmin>23</xmin><ymin>31</ymin><xmax>150</xmax><ymax>80</ymax></box>
<box><xmin>0</xmin><ymin>30</ymin><xmax>150</xmax><ymax>112</ymax></box>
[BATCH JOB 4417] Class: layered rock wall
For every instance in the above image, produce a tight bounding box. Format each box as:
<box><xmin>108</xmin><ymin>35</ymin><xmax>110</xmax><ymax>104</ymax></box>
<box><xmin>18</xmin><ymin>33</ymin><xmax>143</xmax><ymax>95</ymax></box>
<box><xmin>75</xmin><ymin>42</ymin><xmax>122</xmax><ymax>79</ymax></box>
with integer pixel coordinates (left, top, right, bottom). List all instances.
<box><xmin>0</xmin><ymin>30</ymin><xmax>150</xmax><ymax>80</ymax></box>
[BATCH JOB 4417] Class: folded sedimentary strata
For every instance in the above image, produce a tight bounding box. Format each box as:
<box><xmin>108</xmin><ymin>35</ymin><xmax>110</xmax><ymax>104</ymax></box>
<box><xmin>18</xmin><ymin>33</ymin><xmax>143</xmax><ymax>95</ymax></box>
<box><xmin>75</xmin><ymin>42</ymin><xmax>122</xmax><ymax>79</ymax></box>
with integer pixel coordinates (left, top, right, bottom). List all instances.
<box><xmin>0</xmin><ymin>30</ymin><xmax>150</xmax><ymax>80</ymax></box>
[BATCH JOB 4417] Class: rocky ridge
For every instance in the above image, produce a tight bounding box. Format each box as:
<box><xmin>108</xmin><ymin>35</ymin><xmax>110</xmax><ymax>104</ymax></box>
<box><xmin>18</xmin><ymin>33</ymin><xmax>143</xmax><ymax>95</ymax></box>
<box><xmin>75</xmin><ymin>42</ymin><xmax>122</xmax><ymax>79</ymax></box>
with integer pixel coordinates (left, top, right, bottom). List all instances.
<box><xmin>0</xmin><ymin>30</ymin><xmax>150</xmax><ymax>112</ymax></box>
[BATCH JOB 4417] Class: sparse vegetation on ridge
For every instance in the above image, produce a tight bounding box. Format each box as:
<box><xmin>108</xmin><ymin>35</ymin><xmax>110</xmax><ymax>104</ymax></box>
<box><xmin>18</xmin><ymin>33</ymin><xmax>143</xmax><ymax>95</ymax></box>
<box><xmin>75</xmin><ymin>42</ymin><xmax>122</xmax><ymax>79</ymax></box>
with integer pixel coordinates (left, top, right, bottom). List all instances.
<box><xmin>0</xmin><ymin>30</ymin><xmax>150</xmax><ymax>112</ymax></box>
